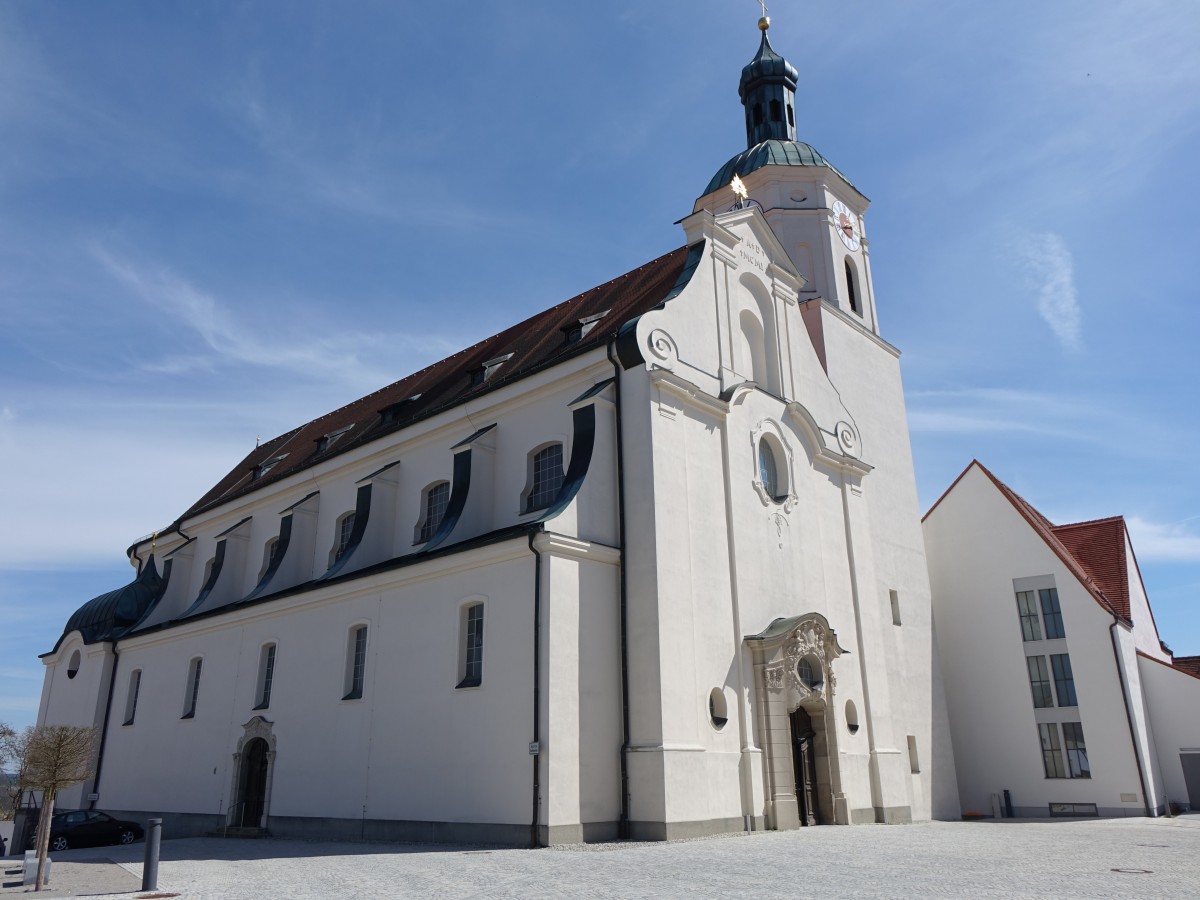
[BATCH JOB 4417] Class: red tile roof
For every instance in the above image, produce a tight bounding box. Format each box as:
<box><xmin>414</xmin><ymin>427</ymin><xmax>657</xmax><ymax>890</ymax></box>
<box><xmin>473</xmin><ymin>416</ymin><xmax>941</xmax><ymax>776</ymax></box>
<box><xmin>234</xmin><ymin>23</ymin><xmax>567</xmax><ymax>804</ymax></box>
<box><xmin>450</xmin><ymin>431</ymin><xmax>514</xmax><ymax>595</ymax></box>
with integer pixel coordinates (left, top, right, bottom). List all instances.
<box><xmin>175</xmin><ymin>246</ymin><xmax>691</xmax><ymax>523</ymax></box>
<box><xmin>927</xmin><ymin>461</ymin><xmax>1131</xmax><ymax>622</ymax></box>
<box><xmin>1173</xmin><ymin>656</ymin><xmax>1200</xmax><ymax>680</ymax></box>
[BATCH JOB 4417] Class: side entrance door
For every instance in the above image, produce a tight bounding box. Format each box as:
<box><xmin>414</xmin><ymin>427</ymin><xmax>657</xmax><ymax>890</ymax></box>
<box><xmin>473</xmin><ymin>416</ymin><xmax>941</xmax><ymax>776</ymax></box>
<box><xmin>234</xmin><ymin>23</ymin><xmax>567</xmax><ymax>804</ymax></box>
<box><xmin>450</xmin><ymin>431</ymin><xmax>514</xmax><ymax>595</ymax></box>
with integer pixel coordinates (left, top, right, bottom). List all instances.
<box><xmin>1182</xmin><ymin>752</ymin><xmax>1200</xmax><ymax>810</ymax></box>
<box><xmin>790</xmin><ymin>708</ymin><xmax>821</xmax><ymax>826</ymax></box>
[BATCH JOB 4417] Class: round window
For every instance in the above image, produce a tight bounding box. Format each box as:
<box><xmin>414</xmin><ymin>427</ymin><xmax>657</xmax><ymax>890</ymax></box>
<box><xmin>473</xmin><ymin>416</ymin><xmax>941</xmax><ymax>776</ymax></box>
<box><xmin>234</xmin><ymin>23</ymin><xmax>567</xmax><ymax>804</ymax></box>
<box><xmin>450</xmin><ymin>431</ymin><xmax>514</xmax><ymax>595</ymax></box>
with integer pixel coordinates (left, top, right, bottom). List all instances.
<box><xmin>797</xmin><ymin>656</ymin><xmax>822</xmax><ymax>690</ymax></box>
<box><xmin>67</xmin><ymin>650</ymin><xmax>81</xmax><ymax>680</ymax></box>
<box><xmin>708</xmin><ymin>687</ymin><xmax>729</xmax><ymax>730</ymax></box>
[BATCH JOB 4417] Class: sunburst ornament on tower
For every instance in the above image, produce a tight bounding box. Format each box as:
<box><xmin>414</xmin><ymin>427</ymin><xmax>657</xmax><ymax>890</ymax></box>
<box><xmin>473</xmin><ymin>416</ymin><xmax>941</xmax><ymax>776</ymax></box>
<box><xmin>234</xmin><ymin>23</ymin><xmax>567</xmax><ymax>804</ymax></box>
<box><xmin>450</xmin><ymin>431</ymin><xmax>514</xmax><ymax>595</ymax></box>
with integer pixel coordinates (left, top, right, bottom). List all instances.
<box><xmin>730</xmin><ymin>174</ymin><xmax>749</xmax><ymax>208</ymax></box>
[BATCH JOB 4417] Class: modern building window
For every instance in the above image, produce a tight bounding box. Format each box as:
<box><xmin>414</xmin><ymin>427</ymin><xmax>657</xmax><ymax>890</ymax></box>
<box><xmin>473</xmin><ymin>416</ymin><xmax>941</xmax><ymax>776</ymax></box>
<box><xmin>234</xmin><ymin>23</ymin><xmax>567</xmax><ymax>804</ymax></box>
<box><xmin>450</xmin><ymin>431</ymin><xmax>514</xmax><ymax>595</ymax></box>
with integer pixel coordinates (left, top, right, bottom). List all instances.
<box><xmin>457</xmin><ymin>603</ymin><xmax>484</xmax><ymax>689</ymax></box>
<box><xmin>1038</xmin><ymin>723</ymin><xmax>1067</xmax><ymax>778</ymax></box>
<box><xmin>1015</xmin><ymin>590</ymin><xmax>1042</xmax><ymax>642</ymax></box>
<box><xmin>525</xmin><ymin>443</ymin><xmax>565</xmax><ymax>512</ymax></box>
<box><xmin>416</xmin><ymin>481</ymin><xmax>450</xmax><ymax>543</ymax></box>
<box><xmin>907</xmin><ymin>735</ymin><xmax>920</xmax><ymax>773</ymax></box>
<box><xmin>889</xmin><ymin>590</ymin><xmax>902</xmax><ymax>626</ymax></box>
<box><xmin>1050</xmin><ymin>653</ymin><xmax>1077</xmax><ymax>707</ymax></box>
<box><xmin>254</xmin><ymin>643</ymin><xmax>277</xmax><ymax>710</ymax></box>
<box><xmin>1062</xmin><ymin>722</ymin><xmax>1091</xmax><ymax>778</ymax></box>
<box><xmin>343</xmin><ymin>625</ymin><xmax>368</xmax><ymax>700</ymax></box>
<box><xmin>1039</xmin><ymin>588</ymin><xmax>1065</xmax><ymax>639</ymax></box>
<box><xmin>1026</xmin><ymin>655</ymin><xmax>1054</xmax><ymax>708</ymax></box>
<box><xmin>330</xmin><ymin>512</ymin><xmax>356</xmax><ymax>565</ymax></box>
<box><xmin>182</xmin><ymin>657</ymin><xmax>203</xmax><ymax>718</ymax></box>
<box><xmin>123</xmin><ymin>670</ymin><xmax>142</xmax><ymax>726</ymax></box>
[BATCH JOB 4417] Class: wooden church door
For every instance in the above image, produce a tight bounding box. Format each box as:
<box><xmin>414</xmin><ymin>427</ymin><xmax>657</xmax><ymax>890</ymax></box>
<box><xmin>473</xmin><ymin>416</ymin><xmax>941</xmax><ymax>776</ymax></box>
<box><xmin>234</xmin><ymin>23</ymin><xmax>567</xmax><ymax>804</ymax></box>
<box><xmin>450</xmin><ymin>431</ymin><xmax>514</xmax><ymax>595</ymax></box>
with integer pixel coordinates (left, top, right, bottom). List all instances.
<box><xmin>790</xmin><ymin>708</ymin><xmax>820</xmax><ymax>826</ymax></box>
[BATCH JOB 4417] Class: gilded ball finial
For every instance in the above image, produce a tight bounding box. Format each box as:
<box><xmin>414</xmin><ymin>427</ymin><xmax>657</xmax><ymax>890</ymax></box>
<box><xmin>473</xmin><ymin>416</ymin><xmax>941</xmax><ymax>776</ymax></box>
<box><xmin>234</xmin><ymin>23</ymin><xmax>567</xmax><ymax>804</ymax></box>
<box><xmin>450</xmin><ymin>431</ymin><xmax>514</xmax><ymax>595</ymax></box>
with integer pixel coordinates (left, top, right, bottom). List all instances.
<box><xmin>758</xmin><ymin>16</ymin><xmax>770</xmax><ymax>31</ymax></box>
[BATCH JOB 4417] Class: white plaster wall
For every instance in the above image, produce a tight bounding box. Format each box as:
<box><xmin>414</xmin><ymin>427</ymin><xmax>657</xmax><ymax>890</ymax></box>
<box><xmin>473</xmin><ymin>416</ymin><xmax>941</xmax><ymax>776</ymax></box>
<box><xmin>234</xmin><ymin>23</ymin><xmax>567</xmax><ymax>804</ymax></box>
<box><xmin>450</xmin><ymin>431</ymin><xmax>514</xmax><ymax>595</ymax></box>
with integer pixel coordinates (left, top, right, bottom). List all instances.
<box><xmin>1139</xmin><ymin>656</ymin><xmax>1200</xmax><ymax>808</ymax></box>
<box><xmin>925</xmin><ymin>465</ymin><xmax>1151</xmax><ymax>816</ymax></box>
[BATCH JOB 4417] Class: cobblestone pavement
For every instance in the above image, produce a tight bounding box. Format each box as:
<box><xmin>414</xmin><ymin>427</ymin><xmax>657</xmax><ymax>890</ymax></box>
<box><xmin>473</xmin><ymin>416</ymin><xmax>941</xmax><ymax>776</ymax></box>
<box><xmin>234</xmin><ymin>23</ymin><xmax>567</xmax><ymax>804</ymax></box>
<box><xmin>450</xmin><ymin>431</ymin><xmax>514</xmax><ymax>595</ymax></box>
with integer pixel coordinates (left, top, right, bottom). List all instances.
<box><xmin>4</xmin><ymin>816</ymin><xmax>1198</xmax><ymax>899</ymax></box>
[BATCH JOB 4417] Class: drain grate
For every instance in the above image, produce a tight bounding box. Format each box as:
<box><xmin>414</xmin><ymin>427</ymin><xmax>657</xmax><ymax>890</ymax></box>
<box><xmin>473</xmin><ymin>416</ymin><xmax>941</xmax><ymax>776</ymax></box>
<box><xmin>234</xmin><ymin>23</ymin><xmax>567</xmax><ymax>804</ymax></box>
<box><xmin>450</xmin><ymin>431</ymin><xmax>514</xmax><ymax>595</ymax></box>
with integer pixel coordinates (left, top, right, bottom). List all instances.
<box><xmin>1110</xmin><ymin>868</ymin><xmax>1153</xmax><ymax>875</ymax></box>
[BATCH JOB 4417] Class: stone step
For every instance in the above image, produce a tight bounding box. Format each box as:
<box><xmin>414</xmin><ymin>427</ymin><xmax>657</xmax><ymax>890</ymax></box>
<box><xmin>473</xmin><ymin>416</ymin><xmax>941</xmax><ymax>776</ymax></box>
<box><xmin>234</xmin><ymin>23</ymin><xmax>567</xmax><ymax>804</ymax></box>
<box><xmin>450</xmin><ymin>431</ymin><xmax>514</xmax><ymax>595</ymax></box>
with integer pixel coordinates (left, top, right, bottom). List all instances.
<box><xmin>206</xmin><ymin>827</ymin><xmax>270</xmax><ymax>839</ymax></box>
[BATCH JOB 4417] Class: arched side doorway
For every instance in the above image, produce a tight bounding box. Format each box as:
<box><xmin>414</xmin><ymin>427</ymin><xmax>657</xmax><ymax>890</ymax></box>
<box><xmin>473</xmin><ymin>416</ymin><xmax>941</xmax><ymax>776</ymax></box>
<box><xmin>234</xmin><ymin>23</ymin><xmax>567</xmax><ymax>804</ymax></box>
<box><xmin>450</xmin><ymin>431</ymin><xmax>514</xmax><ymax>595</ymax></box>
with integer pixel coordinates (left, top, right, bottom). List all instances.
<box><xmin>227</xmin><ymin>716</ymin><xmax>276</xmax><ymax>830</ymax></box>
<box><xmin>745</xmin><ymin>613</ymin><xmax>848</xmax><ymax>829</ymax></box>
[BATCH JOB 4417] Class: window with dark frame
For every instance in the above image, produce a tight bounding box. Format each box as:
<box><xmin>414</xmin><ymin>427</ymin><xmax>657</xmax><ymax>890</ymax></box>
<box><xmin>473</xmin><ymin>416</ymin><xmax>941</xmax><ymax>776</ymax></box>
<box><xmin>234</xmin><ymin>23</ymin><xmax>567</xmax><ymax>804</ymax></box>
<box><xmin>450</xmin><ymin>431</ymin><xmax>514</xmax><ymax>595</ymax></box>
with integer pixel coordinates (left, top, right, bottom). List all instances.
<box><xmin>1062</xmin><ymin>722</ymin><xmax>1091</xmax><ymax>778</ymax></box>
<box><xmin>417</xmin><ymin>481</ymin><xmax>450</xmax><ymax>543</ymax></box>
<box><xmin>1038</xmin><ymin>722</ymin><xmax>1066</xmax><ymax>778</ymax></box>
<box><xmin>1026</xmin><ymin>655</ymin><xmax>1054</xmax><ymax>708</ymax></box>
<box><xmin>1015</xmin><ymin>590</ymin><xmax>1042</xmax><ymax>641</ymax></box>
<box><xmin>1050</xmin><ymin>653</ymin><xmax>1077</xmax><ymax>707</ymax></box>
<box><xmin>457</xmin><ymin>604</ymin><xmax>484</xmax><ymax>689</ymax></box>
<box><xmin>123</xmin><ymin>670</ymin><xmax>141</xmax><ymax>725</ymax></box>
<box><xmin>333</xmin><ymin>512</ymin><xmax>356</xmax><ymax>563</ymax></box>
<box><xmin>526</xmin><ymin>444</ymin><xmax>565</xmax><ymax>512</ymax></box>
<box><xmin>1039</xmin><ymin>588</ymin><xmax>1066</xmax><ymax>639</ymax></box>
<box><xmin>255</xmin><ymin>644</ymin><xmax>276</xmax><ymax>710</ymax></box>
<box><xmin>182</xmin><ymin>657</ymin><xmax>202</xmax><ymax>719</ymax></box>
<box><xmin>845</xmin><ymin>258</ymin><xmax>860</xmax><ymax>314</ymax></box>
<box><xmin>344</xmin><ymin>625</ymin><xmax>368</xmax><ymax>700</ymax></box>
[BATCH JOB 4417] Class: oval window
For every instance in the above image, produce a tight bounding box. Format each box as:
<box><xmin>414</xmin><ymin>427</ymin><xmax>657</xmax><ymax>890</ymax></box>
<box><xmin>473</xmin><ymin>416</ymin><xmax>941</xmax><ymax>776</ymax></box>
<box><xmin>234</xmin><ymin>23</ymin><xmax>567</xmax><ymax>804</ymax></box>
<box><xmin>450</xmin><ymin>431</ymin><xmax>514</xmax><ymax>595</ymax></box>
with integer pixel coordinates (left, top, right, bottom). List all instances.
<box><xmin>709</xmin><ymin>687</ymin><xmax>729</xmax><ymax>730</ymax></box>
<box><xmin>797</xmin><ymin>656</ymin><xmax>822</xmax><ymax>690</ymax></box>
<box><xmin>758</xmin><ymin>438</ymin><xmax>782</xmax><ymax>502</ymax></box>
<box><xmin>67</xmin><ymin>650</ymin><xmax>81</xmax><ymax>680</ymax></box>
<box><xmin>845</xmin><ymin>699</ymin><xmax>860</xmax><ymax>735</ymax></box>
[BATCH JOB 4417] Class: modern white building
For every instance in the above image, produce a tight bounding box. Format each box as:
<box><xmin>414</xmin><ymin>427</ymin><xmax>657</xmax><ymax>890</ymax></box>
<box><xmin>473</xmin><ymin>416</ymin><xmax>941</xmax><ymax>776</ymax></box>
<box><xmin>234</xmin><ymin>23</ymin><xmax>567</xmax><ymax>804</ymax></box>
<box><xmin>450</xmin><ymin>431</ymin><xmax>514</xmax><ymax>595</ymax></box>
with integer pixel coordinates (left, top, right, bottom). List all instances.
<box><xmin>924</xmin><ymin>460</ymin><xmax>1200</xmax><ymax>818</ymax></box>
<box><xmin>34</xmin><ymin>20</ymin><xmax>955</xmax><ymax>845</ymax></box>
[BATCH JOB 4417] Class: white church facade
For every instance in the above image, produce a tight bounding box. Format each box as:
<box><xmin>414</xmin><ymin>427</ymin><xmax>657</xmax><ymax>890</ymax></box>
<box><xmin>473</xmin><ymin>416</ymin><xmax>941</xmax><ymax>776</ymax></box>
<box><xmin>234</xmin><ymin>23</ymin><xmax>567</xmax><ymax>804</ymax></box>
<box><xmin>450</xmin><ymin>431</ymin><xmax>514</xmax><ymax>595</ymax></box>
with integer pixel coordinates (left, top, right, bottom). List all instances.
<box><xmin>35</xmin><ymin>20</ymin><xmax>953</xmax><ymax>844</ymax></box>
<box><xmin>924</xmin><ymin>460</ymin><xmax>1200</xmax><ymax>819</ymax></box>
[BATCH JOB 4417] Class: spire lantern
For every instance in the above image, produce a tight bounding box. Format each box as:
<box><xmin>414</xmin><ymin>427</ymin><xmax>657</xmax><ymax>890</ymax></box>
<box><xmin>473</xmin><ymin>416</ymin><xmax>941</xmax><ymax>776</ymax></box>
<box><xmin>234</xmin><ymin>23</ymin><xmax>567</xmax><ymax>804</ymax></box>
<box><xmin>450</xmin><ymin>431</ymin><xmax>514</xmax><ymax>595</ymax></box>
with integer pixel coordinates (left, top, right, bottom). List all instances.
<box><xmin>738</xmin><ymin>22</ymin><xmax>799</xmax><ymax>148</ymax></box>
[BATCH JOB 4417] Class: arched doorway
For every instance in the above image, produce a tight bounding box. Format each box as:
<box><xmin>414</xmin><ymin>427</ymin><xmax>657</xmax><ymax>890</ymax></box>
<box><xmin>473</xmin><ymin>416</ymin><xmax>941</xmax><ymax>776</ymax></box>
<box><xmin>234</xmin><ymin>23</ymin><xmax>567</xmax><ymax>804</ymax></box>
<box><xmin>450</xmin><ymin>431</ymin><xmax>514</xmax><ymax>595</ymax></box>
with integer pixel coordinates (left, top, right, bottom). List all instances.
<box><xmin>227</xmin><ymin>715</ymin><xmax>276</xmax><ymax>831</ymax></box>
<box><xmin>237</xmin><ymin>738</ymin><xmax>269</xmax><ymax>827</ymax></box>
<box><xmin>790</xmin><ymin>708</ymin><xmax>820</xmax><ymax>825</ymax></box>
<box><xmin>746</xmin><ymin>613</ymin><xmax>848</xmax><ymax>829</ymax></box>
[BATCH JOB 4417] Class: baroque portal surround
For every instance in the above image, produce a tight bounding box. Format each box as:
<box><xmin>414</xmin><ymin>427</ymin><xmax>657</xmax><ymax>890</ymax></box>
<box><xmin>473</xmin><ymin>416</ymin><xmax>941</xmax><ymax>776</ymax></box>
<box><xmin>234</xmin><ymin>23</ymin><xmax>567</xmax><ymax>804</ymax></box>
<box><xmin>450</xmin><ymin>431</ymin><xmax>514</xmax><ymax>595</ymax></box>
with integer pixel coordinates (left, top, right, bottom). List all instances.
<box><xmin>226</xmin><ymin>715</ymin><xmax>277</xmax><ymax>829</ymax></box>
<box><xmin>746</xmin><ymin>613</ymin><xmax>848</xmax><ymax>828</ymax></box>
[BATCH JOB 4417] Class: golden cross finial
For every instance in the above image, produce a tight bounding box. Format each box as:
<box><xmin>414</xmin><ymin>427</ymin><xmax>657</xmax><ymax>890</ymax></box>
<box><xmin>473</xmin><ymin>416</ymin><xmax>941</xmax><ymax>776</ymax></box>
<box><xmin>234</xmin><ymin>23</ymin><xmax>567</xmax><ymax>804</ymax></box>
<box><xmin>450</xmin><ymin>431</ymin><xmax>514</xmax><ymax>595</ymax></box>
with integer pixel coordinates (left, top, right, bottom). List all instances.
<box><xmin>756</xmin><ymin>0</ymin><xmax>770</xmax><ymax>29</ymax></box>
<box><xmin>151</xmin><ymin>531</ymin><xmax>157</xmax><ymax>553</ymax></box>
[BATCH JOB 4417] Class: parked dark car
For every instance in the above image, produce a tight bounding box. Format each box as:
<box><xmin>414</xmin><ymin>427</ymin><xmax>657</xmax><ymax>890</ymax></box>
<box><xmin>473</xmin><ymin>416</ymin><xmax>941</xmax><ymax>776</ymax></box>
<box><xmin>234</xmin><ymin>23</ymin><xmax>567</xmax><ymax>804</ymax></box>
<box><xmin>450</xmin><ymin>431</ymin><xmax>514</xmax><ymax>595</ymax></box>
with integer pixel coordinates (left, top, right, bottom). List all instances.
<box><xmin>33</xmin><ymin>810</ymin><xmax>143</xmax><ymax>851</ymax></box>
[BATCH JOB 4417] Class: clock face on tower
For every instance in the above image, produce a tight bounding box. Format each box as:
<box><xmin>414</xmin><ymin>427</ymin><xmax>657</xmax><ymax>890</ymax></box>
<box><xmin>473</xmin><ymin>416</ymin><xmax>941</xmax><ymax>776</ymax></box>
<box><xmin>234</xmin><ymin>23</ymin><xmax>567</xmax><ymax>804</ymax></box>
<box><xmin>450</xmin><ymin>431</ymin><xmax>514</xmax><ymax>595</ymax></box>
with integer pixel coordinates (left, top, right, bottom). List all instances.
<box><xmin>831</xmin><ymin>200</ymin><xmax>861</xmax><ymax>251</ymax></box>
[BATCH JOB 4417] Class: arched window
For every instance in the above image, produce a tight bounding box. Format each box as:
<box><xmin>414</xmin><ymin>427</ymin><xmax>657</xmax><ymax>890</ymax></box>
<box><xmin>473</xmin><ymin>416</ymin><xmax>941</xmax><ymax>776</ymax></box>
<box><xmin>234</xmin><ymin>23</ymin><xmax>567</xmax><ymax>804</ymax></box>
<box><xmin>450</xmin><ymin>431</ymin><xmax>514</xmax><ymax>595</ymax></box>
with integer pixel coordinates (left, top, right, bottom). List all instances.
<box><xmin>845</xmin><ymin>257</ymin><xmax>861</xmax><ymax>316</ymax></box>
<box><xmin>753</xmin><ymin>103</ymin><xmax>763</xmax><ymax>126</ymax></box>
<box><xmin>457</xmin><ymin>603</ymin><xmax>485</xmax><ymax>689</ymax></box>
<box><xmin>182</xmin><ymin>656</ymin><xmax>203</xmax><ymax>718</ymax></box>
<box><xmin>524</xmin><ymin>443</ymin><xmax>565</xmax><ymax>512</ymax></box>
<box><xmin>330</xmin><ymin>512</ymin><xmax>356</xmax><ymax>564</ymax></box>
<box><xmin>770</xmin><ymin>98</ymin><xmax>782</xmax><ymax>122</ymax></box>
<box><xmin>254</xmin><ymin>643</ymin><xmax>277</xmax><ymax>710</ymax></box>
<box><xmin>343</xmin><ymin>624</ymin><xmax>368</xmax><ymax>700</ymax></box>
<box><xmin>415</xmin><ymin>481</ymin><xmax>450</xmax><ymax>544</ymax></box>
<box><xmin>259</xmin><ymin>537</ymin><xmax>279</xmax><ymax>580</ymax></box>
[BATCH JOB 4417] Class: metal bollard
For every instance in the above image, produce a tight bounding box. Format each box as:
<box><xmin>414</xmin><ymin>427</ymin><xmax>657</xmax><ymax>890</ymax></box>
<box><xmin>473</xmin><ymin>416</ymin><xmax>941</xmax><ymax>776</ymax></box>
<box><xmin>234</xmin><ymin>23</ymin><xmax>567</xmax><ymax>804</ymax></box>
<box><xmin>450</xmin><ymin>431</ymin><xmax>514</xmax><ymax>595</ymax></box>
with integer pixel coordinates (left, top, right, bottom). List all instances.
<box><xmin>141</xmin><ymin>818</ymin><xmax>162</xmax><ymax>891</ymax></box>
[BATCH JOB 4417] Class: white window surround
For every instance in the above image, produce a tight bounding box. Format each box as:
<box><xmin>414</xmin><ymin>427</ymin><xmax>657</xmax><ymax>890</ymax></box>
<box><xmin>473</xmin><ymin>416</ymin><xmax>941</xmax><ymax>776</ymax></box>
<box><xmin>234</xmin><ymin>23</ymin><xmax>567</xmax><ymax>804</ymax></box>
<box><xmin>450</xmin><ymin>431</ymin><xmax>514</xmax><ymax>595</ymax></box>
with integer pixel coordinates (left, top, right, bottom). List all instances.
<box><xmin>415</xmin><ymin>480</ymin><xmax>451</xmax><ymax>544</ymax></box>
<box><xmin>521</xmin><ymin>441</ymin><xmax>566</xmax><ymax>513</ymax></box>
<box><xmin>456</xmin><ymin>601</ymin><xmax>485</xmax><ymax>689</ymax></box>
<box><xmin>254</xmin><ymin>643</ymin><xmax>277</xmax><ymax>710</ymax></box>
<box><xmin>330</xmin><ymin>511</ymin><xmax>356</xmax><ymax>565</ymax></box>
<box><xmin>182</xmin><ymin>656</ymin><xmax>203</xmax><ymax>719</ymax></box>
<box><xmin>749</xmin><ymin>420</ymin><xmax>797</xmax><ymax>511</ymax></box>
<box><xmin>123</xmin><ymin>669</ymin><xmax>142</xmax><ymax>726</ymax></box>
<box><xmin>343</xmin><ymin>623</ymin><xmax>369</xmax><ymax>701</ymax></box>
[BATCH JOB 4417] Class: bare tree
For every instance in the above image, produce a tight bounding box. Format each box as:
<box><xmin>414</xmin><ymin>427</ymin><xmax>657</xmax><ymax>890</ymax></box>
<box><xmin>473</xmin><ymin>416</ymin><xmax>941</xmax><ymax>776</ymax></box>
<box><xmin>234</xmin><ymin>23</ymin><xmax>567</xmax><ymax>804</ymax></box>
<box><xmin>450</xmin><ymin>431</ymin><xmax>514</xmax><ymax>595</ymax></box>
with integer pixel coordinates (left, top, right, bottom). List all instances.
<box><xmin>17</xmin><ymin>725</ymin><xmax>100</xmax><ymax>891</ymax></box>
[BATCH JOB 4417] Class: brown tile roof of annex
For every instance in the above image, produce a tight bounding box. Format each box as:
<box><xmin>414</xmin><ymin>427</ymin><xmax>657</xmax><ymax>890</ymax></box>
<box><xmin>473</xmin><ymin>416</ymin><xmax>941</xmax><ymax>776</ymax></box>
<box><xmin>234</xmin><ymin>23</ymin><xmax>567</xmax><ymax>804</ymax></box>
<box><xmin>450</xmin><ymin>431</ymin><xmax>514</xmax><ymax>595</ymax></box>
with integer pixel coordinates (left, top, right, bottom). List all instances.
<box><xmin>176</xmin><ymin>245</ymin><xmax>691</xmax><ymax>523</ymax></box>
<box><xmin>924</xmin><ymin>460</ymin><xmax>1130</xmax><ymax>623</ymax></box>
<box><xmin>1051</xmin><ymin>517</ymin><xmax>1131</xmax><ymax>621</ymax></box>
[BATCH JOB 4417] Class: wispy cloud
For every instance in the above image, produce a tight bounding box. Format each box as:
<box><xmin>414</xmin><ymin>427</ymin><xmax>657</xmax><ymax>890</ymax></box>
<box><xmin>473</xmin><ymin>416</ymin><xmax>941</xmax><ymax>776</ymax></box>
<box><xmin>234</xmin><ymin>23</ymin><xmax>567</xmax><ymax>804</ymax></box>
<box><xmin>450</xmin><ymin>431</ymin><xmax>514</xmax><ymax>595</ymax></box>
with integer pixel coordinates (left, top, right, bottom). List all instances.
<box><xmin>1015</xmin><ymin>232</ymin><xmax>1082</xmax><ymax>353</ymax></box>
<box><xmin>90</xmin><ymin>246</ymin><xmax>457</xmax><ymax>387</ymax></box>
<box><xmin>907</xmin><ymin>387</ymin><xmax>1100</xmax><ymax>439</ymax></box>
<box><xmin>1127</xmin><ymin>516</ymin><xmax>1200</xmax><ymax>563</ymax></box>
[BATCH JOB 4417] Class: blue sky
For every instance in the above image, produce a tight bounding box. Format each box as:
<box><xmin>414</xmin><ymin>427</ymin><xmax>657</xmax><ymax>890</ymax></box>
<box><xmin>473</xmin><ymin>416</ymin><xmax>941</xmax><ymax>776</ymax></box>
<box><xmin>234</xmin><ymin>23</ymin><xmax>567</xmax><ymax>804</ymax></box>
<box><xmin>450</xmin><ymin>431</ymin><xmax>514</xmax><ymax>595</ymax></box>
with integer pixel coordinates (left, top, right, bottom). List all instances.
<box><xmin>2</xmin><ymin>1</ymin><xmax>1198</xmax><ymax>731</ymax></box>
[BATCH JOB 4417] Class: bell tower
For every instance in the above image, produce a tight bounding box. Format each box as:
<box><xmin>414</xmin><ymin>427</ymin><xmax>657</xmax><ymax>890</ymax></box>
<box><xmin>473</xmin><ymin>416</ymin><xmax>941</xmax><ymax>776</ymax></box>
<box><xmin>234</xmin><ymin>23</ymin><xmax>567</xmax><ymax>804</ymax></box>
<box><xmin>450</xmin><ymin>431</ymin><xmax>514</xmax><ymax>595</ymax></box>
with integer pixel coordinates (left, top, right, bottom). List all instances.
<box><xmin>694</xmin><ymin>16</ymin><xmax>880</xmax><ymax>336</ymax></box>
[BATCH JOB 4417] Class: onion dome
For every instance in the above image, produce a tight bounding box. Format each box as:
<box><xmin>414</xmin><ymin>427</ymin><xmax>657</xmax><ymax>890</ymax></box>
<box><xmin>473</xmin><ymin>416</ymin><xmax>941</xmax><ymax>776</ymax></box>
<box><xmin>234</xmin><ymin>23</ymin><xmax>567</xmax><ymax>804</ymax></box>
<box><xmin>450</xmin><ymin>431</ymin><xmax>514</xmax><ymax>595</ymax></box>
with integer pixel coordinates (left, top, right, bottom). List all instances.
<box><xmin>58</xmin><ymin>556</ymin><xmax>168</xmax><ymax>647</ymax></box>
<box><xmin>738</xmin><ymin>26</ymin><xmax>800</xmax><ymax>147</ymax></box>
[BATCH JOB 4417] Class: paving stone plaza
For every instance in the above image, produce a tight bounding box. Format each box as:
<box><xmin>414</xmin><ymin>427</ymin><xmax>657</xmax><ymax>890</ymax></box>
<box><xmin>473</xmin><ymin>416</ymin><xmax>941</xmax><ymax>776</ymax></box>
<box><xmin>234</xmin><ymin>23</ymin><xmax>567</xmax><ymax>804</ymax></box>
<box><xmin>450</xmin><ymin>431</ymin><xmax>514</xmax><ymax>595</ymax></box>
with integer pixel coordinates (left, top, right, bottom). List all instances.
<box><xmin>3</xmin><ymin>816</ymin><xmax>1199</xmax><ymax>899</ymax></box>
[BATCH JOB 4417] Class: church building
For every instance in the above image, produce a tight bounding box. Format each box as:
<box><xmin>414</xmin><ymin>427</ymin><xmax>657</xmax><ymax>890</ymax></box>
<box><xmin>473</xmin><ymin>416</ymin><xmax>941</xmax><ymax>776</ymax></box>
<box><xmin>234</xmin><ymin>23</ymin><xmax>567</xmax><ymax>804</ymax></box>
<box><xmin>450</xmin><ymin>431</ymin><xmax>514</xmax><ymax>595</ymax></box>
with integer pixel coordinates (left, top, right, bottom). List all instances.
<box><xmin>34</xmin><ymin>18</ymin><xmax>953</xmax><ymax>844</ymax></box>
